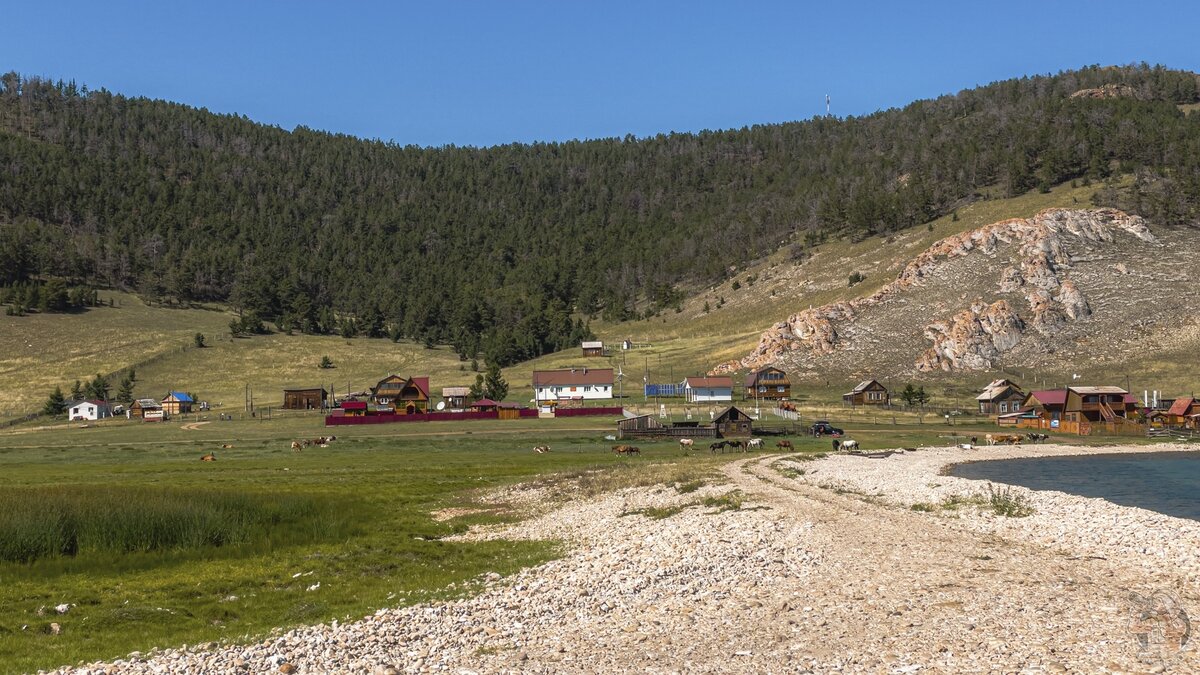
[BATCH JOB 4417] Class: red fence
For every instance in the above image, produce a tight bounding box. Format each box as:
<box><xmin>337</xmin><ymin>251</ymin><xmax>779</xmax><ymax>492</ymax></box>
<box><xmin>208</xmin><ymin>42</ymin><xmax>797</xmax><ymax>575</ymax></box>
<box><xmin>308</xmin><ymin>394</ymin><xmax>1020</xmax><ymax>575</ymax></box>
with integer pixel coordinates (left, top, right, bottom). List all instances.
<box><xmin>553</xmin><ymin>407</ymin><xmax>625</xmax><ymax>418</ymax></box>
<box><xmin>325</xmin><ymin>409</ymin><xmax>537</xmax><ymax>426</ymax></box>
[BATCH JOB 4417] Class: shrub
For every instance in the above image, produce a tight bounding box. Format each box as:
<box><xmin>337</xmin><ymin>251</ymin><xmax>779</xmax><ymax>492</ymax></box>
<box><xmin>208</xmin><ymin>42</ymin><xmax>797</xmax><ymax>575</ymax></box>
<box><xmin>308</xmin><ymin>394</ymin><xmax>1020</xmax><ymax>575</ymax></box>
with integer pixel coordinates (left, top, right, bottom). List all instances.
<box><xmin>986</xmin><ymin>484</ymin><xmax>1035</xmax><ymax>517</ymax></box>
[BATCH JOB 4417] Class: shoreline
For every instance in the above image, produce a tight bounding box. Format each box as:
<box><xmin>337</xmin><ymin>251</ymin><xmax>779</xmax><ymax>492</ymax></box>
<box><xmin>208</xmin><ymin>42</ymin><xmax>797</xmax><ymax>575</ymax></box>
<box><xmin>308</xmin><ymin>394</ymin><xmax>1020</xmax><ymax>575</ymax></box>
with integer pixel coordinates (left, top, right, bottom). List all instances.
<box><xmin>790</xmin><ymin>442</ymin><xmax>1200</xmax><ymax>582</ymax></box>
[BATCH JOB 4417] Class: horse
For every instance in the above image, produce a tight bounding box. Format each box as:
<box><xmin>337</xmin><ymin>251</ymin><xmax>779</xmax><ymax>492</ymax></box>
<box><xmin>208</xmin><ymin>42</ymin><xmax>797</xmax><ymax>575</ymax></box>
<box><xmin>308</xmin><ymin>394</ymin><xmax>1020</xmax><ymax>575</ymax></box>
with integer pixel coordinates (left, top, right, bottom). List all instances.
<box><xmin>612</xmin><ymin>445</ymin><xmax>640</xmax><ymax>456</ymax></box>
<box><xmin>776</xmin><ymin>440</ymin><xmax>794</xmax><ymax>450</ymax></box>
<box><xmin>840</xmin><ymin>439</ymin><xmax>860</xmax><ymax>453</ymax></box>
<box><xmin>726</xmin><ymin>439</ymin><xmax>745</xmax><ymax>452</ymax></box>
<box><xmin>746</xmin><ymin>438</ymin><xmax>764</xmax><ymax>450</ymax></box>
<box><xmin>709</xmin><ymin>441</ymin><xmax>727</xmax><ymax>454</ymax></box>
<box><xmin>200</xmin><ymin>453</ymin><xmax>216</xmax><ymax>461</ymax></box>
<box><xmin>678</xmin><ymin>438</ymin><xmax>694</xmax><ymax>450</ymax></box>
<box><xmin>533</xmin><ymin>445</ymin><xmax>551</xmax><ymax>454</ymax></box>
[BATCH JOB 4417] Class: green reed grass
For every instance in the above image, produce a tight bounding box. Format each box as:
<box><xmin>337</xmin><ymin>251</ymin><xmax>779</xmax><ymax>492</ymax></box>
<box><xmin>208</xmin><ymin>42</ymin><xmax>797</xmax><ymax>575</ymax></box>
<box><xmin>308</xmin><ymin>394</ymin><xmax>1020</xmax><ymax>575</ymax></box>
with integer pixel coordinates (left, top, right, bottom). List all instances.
<box><xmin>0</xmin><ymin>486</ymin><xmax>338</xmax><ymax>563</ymax></box>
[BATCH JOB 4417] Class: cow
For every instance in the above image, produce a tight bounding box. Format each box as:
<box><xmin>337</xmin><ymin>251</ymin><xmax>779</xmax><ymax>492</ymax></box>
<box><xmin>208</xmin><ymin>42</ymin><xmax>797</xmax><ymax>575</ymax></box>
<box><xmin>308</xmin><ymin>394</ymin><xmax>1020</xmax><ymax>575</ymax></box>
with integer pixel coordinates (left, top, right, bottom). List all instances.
<box><xmin>776</xmin><ymin>440</ymin><xmax>794</xmax><ymax>450</ymax></box>
<box><xmin>200</xmin><ymin>453</ymin><xmax>216</xmax><ymax>462</ymax></box>
<box><xmin>533</xmin><ymin>445</ymin><xmax>551</xmax><ymax>454</ymax></box>
<box><xmin>746</xmin><ymin>438</ymin><xmax>764</xmax><ymax>450</ymax></box>
<box><xmin>291</xmin><ymin>441</ymin><xmax>303</xmax><ymax>452</ymax></box>
<box><xmin>221</xmin><ymin>443</ymin><xmax>234</xmax><ymax>449</ymax></box>
<box><xmin>985</xmin><ymin>433</ymin><xmax>996</xmax><ymax>446</ymax></box>
<box><xmin>679</xmin><ymin>438</ymin><xmax>694</xmax><ymax>450</ymax></box>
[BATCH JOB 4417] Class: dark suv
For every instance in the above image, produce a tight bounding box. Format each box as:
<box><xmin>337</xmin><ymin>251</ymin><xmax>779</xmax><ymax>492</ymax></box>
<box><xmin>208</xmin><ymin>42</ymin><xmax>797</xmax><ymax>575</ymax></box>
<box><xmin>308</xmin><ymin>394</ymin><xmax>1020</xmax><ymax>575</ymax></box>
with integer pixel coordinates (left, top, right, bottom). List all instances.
<box><xmin>809</xmin><ymin>421</ymin><xmax>844</xmax><ymax>436</ymax></box>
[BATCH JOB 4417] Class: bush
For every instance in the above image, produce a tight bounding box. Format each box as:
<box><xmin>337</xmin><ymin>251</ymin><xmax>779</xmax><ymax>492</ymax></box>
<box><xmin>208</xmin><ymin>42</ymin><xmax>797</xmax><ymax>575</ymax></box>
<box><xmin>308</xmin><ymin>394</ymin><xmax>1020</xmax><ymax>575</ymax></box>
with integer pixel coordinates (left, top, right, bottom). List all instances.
<box><xmin>848</xmin><ymin>271</ymin><xmax>866</xmax><ymax>287</ymax></box>
<box><xmin>986</xmin><ymin>484</ymin><xmax>1035</xmax><ymax>517</ymax></box>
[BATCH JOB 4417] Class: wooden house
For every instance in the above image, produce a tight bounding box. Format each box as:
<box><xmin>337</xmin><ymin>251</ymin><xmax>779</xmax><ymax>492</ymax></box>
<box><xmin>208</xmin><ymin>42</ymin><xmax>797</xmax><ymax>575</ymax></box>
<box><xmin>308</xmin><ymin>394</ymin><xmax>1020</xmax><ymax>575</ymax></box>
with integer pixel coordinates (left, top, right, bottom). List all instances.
<box><xmin>1165</xmin><ymin>397</ymin><xmax>1199</xmax><ymax>426</ymax></box>
<box><xmin>162</xmin><ymin>391</ymin><xmax>194</xmax><ymax>415</ymax></box>
<box><xmin>442</xmin><ymin>386</ymin><xmax>471</xmax><ymax>409</ymax></box>
<box><xmin>282</xmin><ymin>386</ymin><xmax>328</xmax><ymax>410</ymax></box>
<box><xmin>976</xmin><ymin>379</ymin><xmax>1025</xmax><ymax>415</ymax></box>
<box><xmin>745</xmin><ymin>366</ymin><xmax>790</xmax><ymax>401</ymax></box>
<box><xmin>128</xmin><ymin>398</ymin><xmax>163</xmax><ymax>420</ymax></box>
<box><xmin>1063</xmin><ymin>386</ymin><xmax>1136</xmax><ymax>423</ymax></box>
<box><xmin>843</xmin><ymin>380</ymin><xmax>889</xmax><ymax>406</ymax></box>
<box><xmin>714</xmin><ymin>406</ymin><xmax>754</xmax><ymax>437</ymax></box>
<box><xmin>1023</xmin><ymin>389</ymin><xmax>1067</xmax><ymax>425</ymax></box>
<box><xmin>581</xmin><ymin>341</ymin><xmax>606</xmax><ymax>357</ymax></box>
<box><xmin>683</xmin><ymin>376</ymin><xmax>733</xmax><ymax>403</ymax></box>
<box><xmin>370</xmin><ymin>375</ymin><xmax>430</xmax><ymax>415</ymax></box>
<box><xmin>533</xmin><ymin>368</ymin><xmax>614</xmax><ymax>402</ymax></box>
<box><xmin>470</xmin><ymin>398</ymin><xmax>499</xmax><ymax>412</ymax></box>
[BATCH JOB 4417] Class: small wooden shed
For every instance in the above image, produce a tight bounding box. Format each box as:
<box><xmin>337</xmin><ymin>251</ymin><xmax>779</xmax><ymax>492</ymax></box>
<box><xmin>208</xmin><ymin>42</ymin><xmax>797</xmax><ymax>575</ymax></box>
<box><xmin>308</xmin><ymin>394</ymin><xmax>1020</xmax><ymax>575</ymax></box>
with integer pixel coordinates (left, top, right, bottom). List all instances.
<box><xmin>714</xmin><ymin>406</ymin><xmax>754</xmax><ymax>437</ymax></box>
<box><xmin>282</xmin><ymin>387</ymin><xmax>328</xmax><ymax>410</ymax></box>
<box><xmin>843</xmin><ymin>380</ymin><xmax>889</xmax><ymax>406</ymax></box>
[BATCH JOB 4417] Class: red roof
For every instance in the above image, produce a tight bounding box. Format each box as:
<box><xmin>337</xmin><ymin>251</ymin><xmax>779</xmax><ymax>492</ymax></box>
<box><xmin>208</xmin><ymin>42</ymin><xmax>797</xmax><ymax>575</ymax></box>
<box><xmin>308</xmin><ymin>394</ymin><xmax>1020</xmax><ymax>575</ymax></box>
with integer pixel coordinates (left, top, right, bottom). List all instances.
<box><xmin>411</xmin><ymin>377</ymin><xmax>430</xmax><ymax>398</ymax></box>
<box><xmin>1123</xmin><ymin>393</ymin><xmax>1139</xmax><ymax>405</ymax></box>
<box><xmin>1168</xmin><ymin>397</ymin><xmax>1195</xmax><ymax>416</ymax></box>
<box><xmin>341</xmin><ymin>400</ymin><xmax>368</xmax><ymax>410</ymax></box>
<box><xmin>1028</xmin><ymin>390</ymin><xmax>1067</xmax><ymax>406</ymax></box>
<box><xmin>470</xmin><ymin>398</ymin><xmax>499</xmax><ymax>407</ymax></box>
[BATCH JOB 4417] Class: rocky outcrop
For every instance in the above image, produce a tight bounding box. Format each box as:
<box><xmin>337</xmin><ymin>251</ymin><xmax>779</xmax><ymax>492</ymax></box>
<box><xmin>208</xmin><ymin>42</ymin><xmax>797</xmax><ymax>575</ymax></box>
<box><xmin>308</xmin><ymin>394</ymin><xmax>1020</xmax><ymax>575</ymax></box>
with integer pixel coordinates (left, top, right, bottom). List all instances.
<box><xmin>915</xmin><ymin>300</ymin><xmax>1025</xmax><ymax>372</ymax></box>
<box><xmin>1069</xmin><ymin>83</ymin><xmax>1137</xmax><ymax>100</ymax></box>
<box><xmin>717</xmin><ymin>208</ymin><xmax>1156</xmax><ymax>374</ymax></box>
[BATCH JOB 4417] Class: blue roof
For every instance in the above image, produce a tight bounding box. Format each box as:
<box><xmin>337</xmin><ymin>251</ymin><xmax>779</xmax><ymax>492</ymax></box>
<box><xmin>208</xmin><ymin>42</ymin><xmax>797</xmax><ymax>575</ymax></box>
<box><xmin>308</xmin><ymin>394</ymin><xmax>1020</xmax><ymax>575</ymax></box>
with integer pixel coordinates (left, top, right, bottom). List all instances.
<box><xmin>167</xmin><ymin>391</ymin><xmax>193</xmax><ymax>402</ymax></box>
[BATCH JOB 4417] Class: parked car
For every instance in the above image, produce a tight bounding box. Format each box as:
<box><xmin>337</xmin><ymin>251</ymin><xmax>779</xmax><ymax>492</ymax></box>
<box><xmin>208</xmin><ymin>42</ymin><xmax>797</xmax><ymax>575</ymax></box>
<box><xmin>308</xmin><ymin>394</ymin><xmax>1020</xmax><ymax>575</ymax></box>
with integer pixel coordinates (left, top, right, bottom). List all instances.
<box><xmin>809</xmin><ymin>420</ymin><xmax>844</xmax><ymax>436</ymax></box>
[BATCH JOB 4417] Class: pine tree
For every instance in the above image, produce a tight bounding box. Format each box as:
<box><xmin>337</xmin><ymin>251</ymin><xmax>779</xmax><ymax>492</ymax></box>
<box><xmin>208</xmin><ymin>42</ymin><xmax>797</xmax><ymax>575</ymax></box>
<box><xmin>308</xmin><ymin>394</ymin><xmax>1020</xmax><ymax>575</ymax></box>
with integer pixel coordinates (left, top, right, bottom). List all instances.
<box><xmin>42</xmin><ymin>385</ymin><xmax>66</xmax><ymax>416</ymax></box>
<box><xmin>70</xmin><ymin>379</ymin><xmax>82</xmax><ymax>401</ymax></box>
<box><xmin>900</xmin><ymin>384</ymin><xmax>917</xmax><ymax>406</ymax></box>
<box><xmin>483</xmin><ymin>363</ymin><xmax>509</xmax><ymax>402</ymax></box>
<box><xmin>115</xmin><ymin>376</ymin><xmax>135</xmax><ymax>405</ymax></box>
<box><xmin>468</xmin><ymin>374</ymin><xmax>485</xmax><ymax>402</ymax></box>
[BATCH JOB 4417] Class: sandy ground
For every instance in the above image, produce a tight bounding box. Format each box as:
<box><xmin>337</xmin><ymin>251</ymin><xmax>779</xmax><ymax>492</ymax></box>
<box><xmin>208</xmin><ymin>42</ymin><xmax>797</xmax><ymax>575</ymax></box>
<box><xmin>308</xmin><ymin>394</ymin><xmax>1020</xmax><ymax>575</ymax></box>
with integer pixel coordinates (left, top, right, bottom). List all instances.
<box><xmin>53</xmin><ymin>444</ymin><xmax>1200</xmax><ymax>674</ymax></box>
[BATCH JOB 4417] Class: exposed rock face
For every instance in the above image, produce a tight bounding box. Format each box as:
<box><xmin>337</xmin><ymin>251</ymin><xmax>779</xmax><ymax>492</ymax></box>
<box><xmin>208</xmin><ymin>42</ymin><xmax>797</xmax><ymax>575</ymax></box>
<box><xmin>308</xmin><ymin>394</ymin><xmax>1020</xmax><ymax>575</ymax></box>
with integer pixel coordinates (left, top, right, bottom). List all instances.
<box><xmin>717</xmin><ymin>208</ymin><xmax>1156</xmax><ymax>374</ymax></box>
<box><xmin>915</xmin><ymin>300</ymin><xmax>1025</xmax><ymax>372</ymax></box>
<box><xmin>1069</xmin><ymin>83</ymin><xmax>1137</xmax><ymax>99</ymax></box>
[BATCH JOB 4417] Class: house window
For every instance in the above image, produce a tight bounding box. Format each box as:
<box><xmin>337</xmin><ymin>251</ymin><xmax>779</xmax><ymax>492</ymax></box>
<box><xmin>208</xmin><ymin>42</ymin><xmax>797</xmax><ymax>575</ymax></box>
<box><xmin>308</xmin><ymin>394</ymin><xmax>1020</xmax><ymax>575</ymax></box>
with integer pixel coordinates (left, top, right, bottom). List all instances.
<box><xmin>584</xmin><ymin>386</ymin><xmax>592</xmax><ymax>392</ymax></box>
<box><xmin>758</xmin><ymin>386</ymin><xmax>766</xmax><ymax>393</ymax></box>
<box><xmin>777</xmin><ymin>386</ymin><xmax>785</xmax><ymax>393</ymax></box>
<box><xmin>999</xmin><ymin>402</ymin><xmax>1008</xmax><ymax>413</ymax></box>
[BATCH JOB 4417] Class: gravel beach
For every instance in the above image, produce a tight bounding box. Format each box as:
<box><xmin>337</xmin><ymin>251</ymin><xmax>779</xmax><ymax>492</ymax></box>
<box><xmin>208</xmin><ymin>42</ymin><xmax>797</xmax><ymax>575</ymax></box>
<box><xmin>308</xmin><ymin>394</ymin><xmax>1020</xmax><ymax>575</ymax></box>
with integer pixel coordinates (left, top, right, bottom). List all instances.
<box><xmin>49</xmin><ymin>444</ymin><xmax>1200</xmax><ymax>674</ymax></box>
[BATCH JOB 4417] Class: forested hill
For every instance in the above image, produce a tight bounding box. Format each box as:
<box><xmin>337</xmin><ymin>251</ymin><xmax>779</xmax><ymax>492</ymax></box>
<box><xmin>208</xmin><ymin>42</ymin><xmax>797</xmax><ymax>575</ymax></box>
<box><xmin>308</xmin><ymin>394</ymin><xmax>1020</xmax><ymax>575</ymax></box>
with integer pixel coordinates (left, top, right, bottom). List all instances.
<box><xmin>1</xmin><ymin>65</ymin><xmax>1199</xmax><ymax>365</ymax></box>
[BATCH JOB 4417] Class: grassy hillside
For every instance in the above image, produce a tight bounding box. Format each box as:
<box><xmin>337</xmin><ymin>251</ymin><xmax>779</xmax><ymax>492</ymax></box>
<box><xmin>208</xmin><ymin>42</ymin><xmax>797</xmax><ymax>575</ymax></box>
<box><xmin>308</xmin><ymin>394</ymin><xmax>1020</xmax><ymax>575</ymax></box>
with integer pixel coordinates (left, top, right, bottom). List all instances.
<box><xmin>4</xmin><ymin>178</ymin><xmax>1196</xmax><ymax>419</ymax></box>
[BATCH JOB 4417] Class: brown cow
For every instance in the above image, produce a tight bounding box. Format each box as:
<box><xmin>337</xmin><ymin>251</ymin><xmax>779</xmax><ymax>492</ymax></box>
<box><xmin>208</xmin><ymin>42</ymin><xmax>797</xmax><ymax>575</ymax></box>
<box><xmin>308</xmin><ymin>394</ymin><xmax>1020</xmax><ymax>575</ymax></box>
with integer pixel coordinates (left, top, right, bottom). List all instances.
<box><xmin>200</xmin><ymin>453</ymin><xmax>216</xmax><ymax>462</ymax></box>
<box><xmin>533</xmin><ymin>445</ymin><xmax>551</xmax><ymax>454</ymax></box>
<box><xmin>291</xmin><ymin>441</ymin><xmax>303</xmax><ymax>452</ymax></box>
<box><xmin>221</xmin><ymin>444</ymin><xmax>234</xmax><ymax>449</ymax></box>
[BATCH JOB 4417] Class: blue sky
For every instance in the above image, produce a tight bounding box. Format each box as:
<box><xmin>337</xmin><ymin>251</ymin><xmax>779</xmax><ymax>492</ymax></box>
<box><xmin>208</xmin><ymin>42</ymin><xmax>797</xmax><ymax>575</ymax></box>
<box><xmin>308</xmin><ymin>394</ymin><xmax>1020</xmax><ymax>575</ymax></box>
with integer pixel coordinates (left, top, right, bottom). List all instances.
<box><xmin>3</xmin><ymin>1</ymin><xmax>1198</xmax><ymax>147</ymax></box>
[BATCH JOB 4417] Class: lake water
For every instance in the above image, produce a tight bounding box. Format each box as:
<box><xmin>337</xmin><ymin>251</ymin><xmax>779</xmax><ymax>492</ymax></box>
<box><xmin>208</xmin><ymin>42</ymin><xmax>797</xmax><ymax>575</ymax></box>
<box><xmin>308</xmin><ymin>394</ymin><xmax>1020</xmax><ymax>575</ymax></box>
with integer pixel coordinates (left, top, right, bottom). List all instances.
<box><xmin>949</xmin><ymin>451</ymin><xmax>1200</xmax><ymax>521</ymax></box>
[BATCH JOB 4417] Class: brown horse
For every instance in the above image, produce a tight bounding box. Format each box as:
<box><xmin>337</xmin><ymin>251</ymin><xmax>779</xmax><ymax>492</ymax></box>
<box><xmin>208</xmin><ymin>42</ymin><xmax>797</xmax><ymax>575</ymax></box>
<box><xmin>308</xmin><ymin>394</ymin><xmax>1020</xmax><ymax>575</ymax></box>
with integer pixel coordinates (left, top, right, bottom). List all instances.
<box><xmin>776</xmin><ymin>440</ymin><xmax>794</xmax><ymax>450</ymax></box>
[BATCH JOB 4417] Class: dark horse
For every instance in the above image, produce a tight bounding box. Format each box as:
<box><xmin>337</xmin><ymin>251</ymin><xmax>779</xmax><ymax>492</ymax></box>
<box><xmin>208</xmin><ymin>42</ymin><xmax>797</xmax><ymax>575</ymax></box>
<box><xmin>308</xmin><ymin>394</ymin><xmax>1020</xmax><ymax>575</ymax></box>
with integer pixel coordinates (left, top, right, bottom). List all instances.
<box><xmin>709</xmin><ymin>441</ymin><xmax>728</xmax><ymax>453</ymax></box>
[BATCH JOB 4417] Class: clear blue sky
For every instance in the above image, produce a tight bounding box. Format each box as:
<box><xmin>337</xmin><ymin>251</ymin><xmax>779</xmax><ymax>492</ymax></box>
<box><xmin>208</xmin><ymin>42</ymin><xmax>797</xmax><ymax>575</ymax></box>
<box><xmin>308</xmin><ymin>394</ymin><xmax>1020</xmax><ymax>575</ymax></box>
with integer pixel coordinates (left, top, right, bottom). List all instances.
<box><xmin>3</xmin><ymin>1</ymin><xmax>1198</xmax><ymax>147</ymax></box>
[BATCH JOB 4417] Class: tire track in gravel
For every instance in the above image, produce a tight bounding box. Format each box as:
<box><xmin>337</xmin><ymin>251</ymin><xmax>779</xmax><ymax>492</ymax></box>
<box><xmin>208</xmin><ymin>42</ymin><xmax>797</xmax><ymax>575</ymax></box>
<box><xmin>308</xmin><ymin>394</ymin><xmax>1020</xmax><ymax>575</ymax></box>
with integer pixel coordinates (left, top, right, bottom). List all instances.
<box><xmin>716</xmin><ymin>454</ymin><xmax>1196</xmax><ymax>673</ymax></box>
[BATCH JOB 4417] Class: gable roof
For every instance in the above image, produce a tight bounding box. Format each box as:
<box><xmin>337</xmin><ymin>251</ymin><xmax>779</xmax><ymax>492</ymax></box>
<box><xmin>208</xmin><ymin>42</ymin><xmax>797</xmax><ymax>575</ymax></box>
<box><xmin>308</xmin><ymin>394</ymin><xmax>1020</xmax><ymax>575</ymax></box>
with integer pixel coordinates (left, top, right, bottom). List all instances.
<box><xmin>1026</xmin><ymin>389</ymin><xmax>1067</xmax><ymax>406</ymax></box>
<box><xmin>132</xmin><ymin>398</ymin><xmax>161</xmax><ymax>409</ymax></box>
<box><xmin>745</xmin><ymin>366</ymin><xmax>787</xmax><ymax>387</ymax></box>
<box><xmin>373</xmin><ymin>375</ymin><xmax>430</xmax><ymax>398</ymax></box>
<box><xmin>442</xmin><ymin>386</ymin><xmax>471</xmax><ymax>397</ymax></box>
<box><xmin>976</xmin><ymin>378</ymin><xmax>1022</xmax><ymax>401</ymax></box>
<box><xmin>165</xmin><ymin>391</ymin><xmax>193</xmax><ymax>402</ymax></box>
<box><xmin>470</xmin><ymin>398</ymin><xmax>499</xmax><ymax>407</ymax></box>
<box><xmin>685</xmin><ymin>376</ymin><xmax>733</xmax><ymax>389</ymax></box>
<box><xmin>1168</xmin><ymin>397</ymin><xmax>1196</xmax><ymax>416</ymax></box>
<box><xmin>532</xmin><ymin>368</ymin><xmax>614</xmax><ymax>386</ymax></box>
<box><xmin>283</xmin><ymin>386</ymin><xmax>328</xmax><ymax>393</ymax></box>
<box><xmin>1067</xmin><ymin>386</ymin><xmax>1129</xmax><ymax>395</ymax></box>
<box><xmin>713</xmin><ymin>405</ymin><xmax>752</xmax><ymax>423</ymax></box>
<box><xmin>581</xmin><ymin>341</ymin><xmax>604</xmax><ymax>349</ymax></box>
<box><xmin>846</xmin><ymin>380</ymin><xmax>883</xmax><ymax>395</ymax></box>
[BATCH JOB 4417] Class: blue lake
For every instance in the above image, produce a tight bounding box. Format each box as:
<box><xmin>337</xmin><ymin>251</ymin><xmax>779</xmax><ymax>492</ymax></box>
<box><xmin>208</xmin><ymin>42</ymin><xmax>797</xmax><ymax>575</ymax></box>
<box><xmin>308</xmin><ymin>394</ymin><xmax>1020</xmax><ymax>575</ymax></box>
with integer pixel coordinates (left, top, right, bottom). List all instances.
<box><xmin>949</xmin><ymin>451</ymin><xmax>1200</xmax><ymax>521</ymax></box>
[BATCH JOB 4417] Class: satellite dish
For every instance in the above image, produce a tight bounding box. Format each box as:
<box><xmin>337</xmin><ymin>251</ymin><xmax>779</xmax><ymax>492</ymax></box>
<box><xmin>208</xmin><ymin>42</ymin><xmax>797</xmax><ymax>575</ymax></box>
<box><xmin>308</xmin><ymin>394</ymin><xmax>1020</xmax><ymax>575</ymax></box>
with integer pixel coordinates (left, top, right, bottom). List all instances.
<box><xmin>436</xmin><ymin>401</ymin><xmax>445</xmax><ymax>411</ymax></box>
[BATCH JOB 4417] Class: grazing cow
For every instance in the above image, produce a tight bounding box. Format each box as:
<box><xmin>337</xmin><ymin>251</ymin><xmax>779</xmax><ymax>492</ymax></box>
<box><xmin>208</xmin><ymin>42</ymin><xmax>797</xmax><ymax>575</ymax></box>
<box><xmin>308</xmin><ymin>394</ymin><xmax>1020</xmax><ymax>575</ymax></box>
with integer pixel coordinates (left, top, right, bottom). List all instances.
<box><xmin>746</xmin><ymin>438</ymin><xmax>764</xmax><ymax>450</ymax></box>
<box><xmin>840</xmin><ymin>439</ymin><xmax>860</xmax><ymax>452</ymax></box>
<box><xmin>221</xmin><ymin>443</ymin><xmax>234</xmax><ymax>449</ymax></box>
<box><xmin>970</xmin><ymin>437</ymin><xmax>978</xmax><ymax>446</ymax></box>
<box><xmin>679</xmin><ymin>438</ymin><xmax>694</xmax><ymax>450</ymax></box>
<box><xmin>200</xmin><ymin>453</ymin><xmax>216</xmax><ymax>461</ymax></box>
<box><xmin>1026</xmin><ymin>432</ymin><xmax>1049</xmax><ymax>443</ymax></box>
<box><xmin>291</xmin><ymin>440</ymin><xmax>303</xmax><ymax>452</ymax></box>
<box><xmin>985</xmin><ymin>433</ymin><xmax>996</xmax><ymax>446</ymax></box>
<box><xmin>533</xmin><ymin>445</ymin><xmax>551</xmax><ymax>454</ymax></box>
<box><xmin>776</xmin><ymin>440</ymin><xmax>794</xmax><ymax>450</ymax></box>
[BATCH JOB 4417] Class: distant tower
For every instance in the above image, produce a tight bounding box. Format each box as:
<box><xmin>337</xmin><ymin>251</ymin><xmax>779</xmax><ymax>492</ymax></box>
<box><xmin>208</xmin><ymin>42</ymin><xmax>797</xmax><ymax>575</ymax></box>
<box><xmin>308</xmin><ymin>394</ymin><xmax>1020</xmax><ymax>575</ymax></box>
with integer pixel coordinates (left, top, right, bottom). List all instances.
<box><xmin>826</xmin><ymin>94</ymin><xmax>830</xmax><ymax>116</ymax></box>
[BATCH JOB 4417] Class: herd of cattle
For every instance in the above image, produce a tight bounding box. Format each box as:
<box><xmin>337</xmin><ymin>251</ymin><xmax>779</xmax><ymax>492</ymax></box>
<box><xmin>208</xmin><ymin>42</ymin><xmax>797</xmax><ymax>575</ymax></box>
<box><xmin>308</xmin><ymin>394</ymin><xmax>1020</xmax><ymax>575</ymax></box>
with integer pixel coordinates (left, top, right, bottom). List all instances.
<box><xmin>291</xmin><ymin>435</ymin><xmax>337</xmax><ymax>451</ymax></box>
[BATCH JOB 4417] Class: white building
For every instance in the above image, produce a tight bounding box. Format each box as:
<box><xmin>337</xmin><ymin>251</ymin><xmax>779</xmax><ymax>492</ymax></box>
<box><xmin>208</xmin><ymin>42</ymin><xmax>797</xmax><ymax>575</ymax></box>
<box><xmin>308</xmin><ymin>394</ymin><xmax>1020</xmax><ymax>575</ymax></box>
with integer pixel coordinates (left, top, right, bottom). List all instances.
<box><xmin>69</xmin><ymin>400</ymin><xmax>112</xmax><ymax>421</ymax></box>
<box><xmin>533</xmin><ymin>368</ymin><xmax>614</xmax><ymax>402</ymax></box>
<box><xmin>683</xmin><ymin>376</ymin><xmax>734</xmax><ymax>403</ymax></box>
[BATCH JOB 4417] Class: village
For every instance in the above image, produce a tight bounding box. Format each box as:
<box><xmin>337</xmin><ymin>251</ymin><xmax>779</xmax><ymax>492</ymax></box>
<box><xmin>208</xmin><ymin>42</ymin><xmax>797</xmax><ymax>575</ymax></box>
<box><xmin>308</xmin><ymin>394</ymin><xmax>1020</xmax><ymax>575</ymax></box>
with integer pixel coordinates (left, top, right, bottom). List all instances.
<box><xmin>59</xmin><ymin>338</ymin><xmax>1200</xmax><ymax>442</ymax></box>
